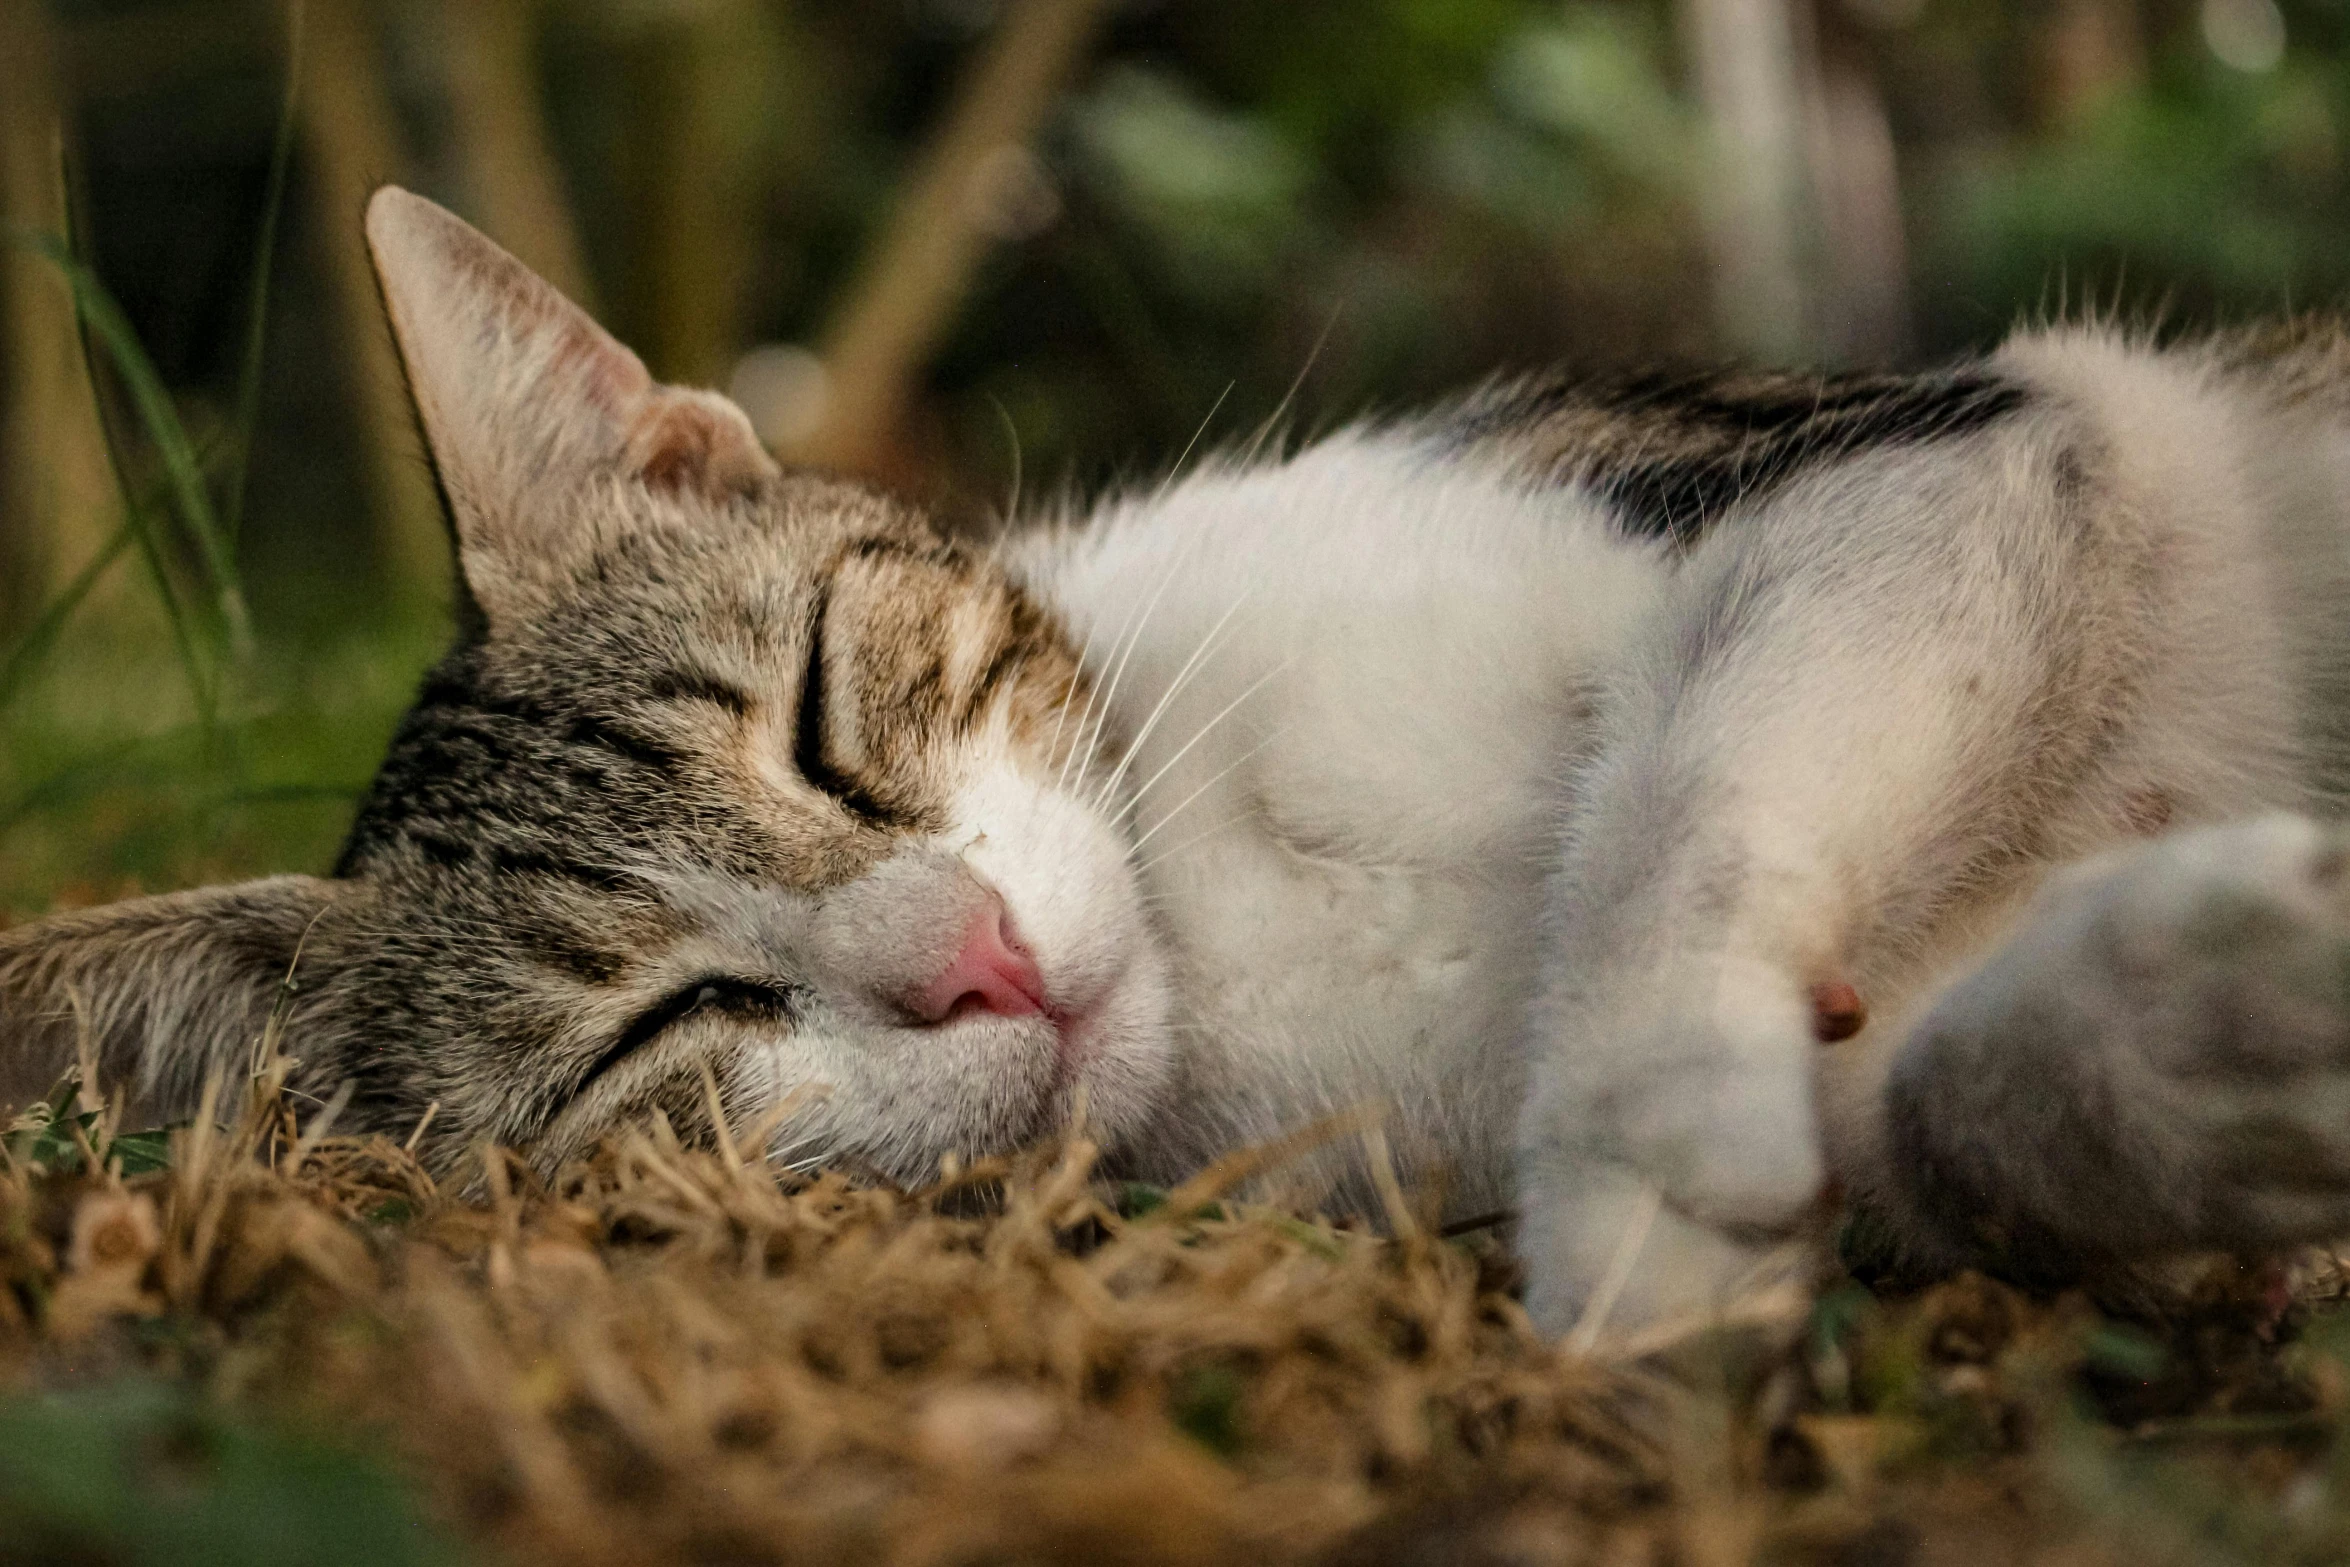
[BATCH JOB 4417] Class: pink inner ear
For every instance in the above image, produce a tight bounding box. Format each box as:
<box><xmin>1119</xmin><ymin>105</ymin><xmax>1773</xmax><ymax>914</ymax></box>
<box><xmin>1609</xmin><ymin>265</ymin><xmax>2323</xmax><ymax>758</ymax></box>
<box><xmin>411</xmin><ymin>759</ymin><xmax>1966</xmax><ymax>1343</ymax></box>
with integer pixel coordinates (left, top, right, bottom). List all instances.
<box><xmin>369</xmin><ymin>187</ymin><xmax>659</xmax><ymax>481</ymax></box>
<box><xmin>542</xmin><ymin>313</ymin><xmax>653</xmax><ymax>433</ymax></box>
<box><xmin>626</xmin><ymin>391</ymin><xmax>779</xmax><ymax>502</ymax></box>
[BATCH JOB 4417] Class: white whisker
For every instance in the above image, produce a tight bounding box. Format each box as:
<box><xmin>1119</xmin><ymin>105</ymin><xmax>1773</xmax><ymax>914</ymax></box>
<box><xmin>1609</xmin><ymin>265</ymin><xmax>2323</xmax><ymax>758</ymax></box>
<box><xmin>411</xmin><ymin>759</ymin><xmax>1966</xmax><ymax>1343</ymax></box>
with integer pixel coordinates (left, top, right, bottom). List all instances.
<box><xmin>1127</xmin><ymin>729</ymin><xmax>1286</xmax><ymax>860</ymax></box>
<box><xmin>1120</xmin><ymin>663</ymin><xmax>1290</xmax><ymax>825</ymax></box>
<box><xmin>1053</xmin><ymin>603</ymin><xmax>1112</xmax><ymax>793</ymax></box>
<box><xmin>1061</xmin><ymin>386</ymin><xmax>1239</xmax><ymax>799</ymax></box>
<box><xmin>1134</xmin><ymin>806</ymin><xmax>1261</xmax><ymax>877</ymax></box>
<box><xmin>1088</xmin><ymin>588</ymin><xmax>1254</xmax><ymax>816</ymax></box>
<box><xmin>1153</xmin><ymin>381</ymin><xmax>1234</xmax><ymax>502</ymax></box>
<box><xmin>1238</xmin><ymin>310</ymin><xmax>1338</xmax><ymax>468</ymax></box>
<box><xmin>1045</xmin><ymin>641</ymin><xmax>1094</xmax><ymax>791</ymax></box>
<box><xmin>1068</xmin><ymin>529</ymin><xmax>1206</xmax><ymax>802</ymax></box>
<box><xmin>1058</xmin><ymin>574</ymin><xmax>1160</xmax><ymax>797</ymax></box>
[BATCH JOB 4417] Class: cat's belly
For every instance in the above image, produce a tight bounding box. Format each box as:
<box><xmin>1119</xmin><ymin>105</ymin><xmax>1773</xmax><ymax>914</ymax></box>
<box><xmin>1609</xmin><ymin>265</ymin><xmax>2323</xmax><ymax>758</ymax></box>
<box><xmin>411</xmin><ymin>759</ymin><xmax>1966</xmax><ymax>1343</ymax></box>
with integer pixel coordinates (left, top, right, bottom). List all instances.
<box><xmin>1132</xmin><ymin>826</ymin><xmax>1550</xmax><ymax>1214</ymax></box>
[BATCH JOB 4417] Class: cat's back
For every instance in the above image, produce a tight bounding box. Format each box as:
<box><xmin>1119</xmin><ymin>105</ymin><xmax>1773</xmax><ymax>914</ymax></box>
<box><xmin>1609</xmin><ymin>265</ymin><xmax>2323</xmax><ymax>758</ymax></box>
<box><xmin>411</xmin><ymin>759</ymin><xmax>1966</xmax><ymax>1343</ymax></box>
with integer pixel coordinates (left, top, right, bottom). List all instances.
<box><xmin>1003</xmin><ymin>323</ymin><xmax>2350</xmax><ymax>1190</ymax></box>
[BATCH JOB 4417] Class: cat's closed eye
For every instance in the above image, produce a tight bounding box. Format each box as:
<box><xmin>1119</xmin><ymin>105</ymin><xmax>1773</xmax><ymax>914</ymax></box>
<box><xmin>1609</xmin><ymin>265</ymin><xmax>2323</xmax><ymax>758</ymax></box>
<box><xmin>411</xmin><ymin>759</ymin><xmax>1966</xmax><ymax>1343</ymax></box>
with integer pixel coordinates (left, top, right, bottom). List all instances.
<box><xmin>795</xmin><ymin>583</ymin><xmax>899</xmax><ymax>825</ymax></box>
<box><xmin>579</xmin><ymin>978</ymin><xmax>802</xmax><ymax>1099</ymax></box>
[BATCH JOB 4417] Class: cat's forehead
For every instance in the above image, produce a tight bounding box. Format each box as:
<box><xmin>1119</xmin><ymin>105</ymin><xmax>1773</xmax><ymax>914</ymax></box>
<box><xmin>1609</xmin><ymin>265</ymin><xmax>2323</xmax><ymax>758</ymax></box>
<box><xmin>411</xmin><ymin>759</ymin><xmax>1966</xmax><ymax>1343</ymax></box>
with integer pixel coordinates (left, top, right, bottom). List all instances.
<box><xmin>343</xmin><ymin>477</ymin><xmax>1080</xmax><ymax>919</ymax></box>
<box><xmin>514</xmin><ymin>475</ymin><xmax>987</xmax><ymax>656</ymax></box>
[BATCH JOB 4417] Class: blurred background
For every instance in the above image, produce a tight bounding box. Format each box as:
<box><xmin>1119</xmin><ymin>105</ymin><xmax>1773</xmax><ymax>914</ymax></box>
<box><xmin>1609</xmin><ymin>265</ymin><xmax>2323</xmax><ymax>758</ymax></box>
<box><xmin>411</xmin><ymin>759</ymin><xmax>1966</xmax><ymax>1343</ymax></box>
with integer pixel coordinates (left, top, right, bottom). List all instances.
<box><xmin>0</xmin><ymin>0</ymin><xmax>2343</xmax><ymax>912</ymax></box>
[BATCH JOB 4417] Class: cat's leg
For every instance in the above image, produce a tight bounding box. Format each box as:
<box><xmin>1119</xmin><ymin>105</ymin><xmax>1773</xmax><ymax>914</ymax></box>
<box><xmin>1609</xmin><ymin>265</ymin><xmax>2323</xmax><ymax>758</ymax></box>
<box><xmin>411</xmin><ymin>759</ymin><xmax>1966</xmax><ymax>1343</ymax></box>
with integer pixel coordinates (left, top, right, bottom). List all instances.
<box><xmin>1515</xmin><ymin>490</ymin><xmax>2105</xmax><ymax>1333</ymax></box>
<box><xmin>1515</xmin><ymin>347</ymin><xmax>2314</xmax><ymax>1334</ymax></box>
<box><xmin>1870</xmin><ymin>815</ymin><xmax>2350</xmax><ymax>1277</ymax></box>
<box><xmin>1518</xmin><ymin>942</ymin><xmax>1835</xmax><ymax>1334</ymax></box>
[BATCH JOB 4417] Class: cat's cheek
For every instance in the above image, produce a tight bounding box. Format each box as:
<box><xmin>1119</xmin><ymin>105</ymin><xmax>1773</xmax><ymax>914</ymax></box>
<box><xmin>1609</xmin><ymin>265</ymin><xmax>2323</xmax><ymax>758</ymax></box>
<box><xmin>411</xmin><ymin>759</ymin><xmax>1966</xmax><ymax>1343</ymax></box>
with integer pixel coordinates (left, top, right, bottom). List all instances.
<box><xmin>1050</xmin><ymin>938</ymin><xmax>1179</xmax><ymax>1149</ymax></box>
<box><xmin>733</xmin><ymin>1010</ymin><xmax>1067</xmax><ymax>1178</ymax></box>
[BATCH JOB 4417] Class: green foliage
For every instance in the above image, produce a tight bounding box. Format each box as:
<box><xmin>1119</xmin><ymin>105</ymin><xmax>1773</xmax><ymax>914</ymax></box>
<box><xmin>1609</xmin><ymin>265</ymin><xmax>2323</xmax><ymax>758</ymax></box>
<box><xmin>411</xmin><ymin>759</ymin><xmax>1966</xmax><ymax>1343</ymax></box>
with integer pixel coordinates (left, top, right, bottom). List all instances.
<box><xmin>1169</xmin><ymin>1360</ymin><xmax>1249</xmax><ymax>1457</ymax></box>
<box><xmin>1931</xmin><ymin>65</ymin><xmax>2350</xmax><ymax>328</ymax></box>
<box><xmin>1073</xmin><ymin>66</ymin><xmax>1315</xmax><ymax>296</ymax></box>
<box><xmin>0</xmin><ymin>601</ymin><xmax>441</xmax><ymax>914</ymax></box>
<box><xmin>1114</xmin><ymin>1180</ymin><xmax>1171</xmax><ymax>1219</ymax></box>
<box><xmin>2</xmin><ymin>230</ymin><xmax>253</xmax><ymax>706</ymax></box>
<box><xmin>0</xmin><ymin>1381</ymin><xmax>470</xmax><ymax>1567</ymax></box>
<box><xmin>4</xmin><ymin>1075</ymin><xmax>171</xmax><ymax>1178</ymax></box>
<box><xmin>2081</xmin><ymin>1321</ymin><xmax>2171</xmax><ymax>1383</ymax></box>
<box><xmin>0</xmin><ymin>33</ymin><xmax>367</xmax><ymax>909</ymax></box>
<box><xmin>1112</xmin><ymin>1181</ymin><xmax>1228</xmax><ymax>1225</ymax></box>
<box><xmin>1913</xmin><ymin>8</ymin><xmax>2350</xmax><ymax>340</ymax></box>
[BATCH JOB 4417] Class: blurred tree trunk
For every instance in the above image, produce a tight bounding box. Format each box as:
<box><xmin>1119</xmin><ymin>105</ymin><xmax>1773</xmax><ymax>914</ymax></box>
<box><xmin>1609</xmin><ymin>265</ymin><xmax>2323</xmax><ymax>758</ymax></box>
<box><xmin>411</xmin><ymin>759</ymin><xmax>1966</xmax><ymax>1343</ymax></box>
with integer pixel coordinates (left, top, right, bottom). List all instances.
<box><xmin>784</xmin><ymin>0</ymin><xmax>1111</xmax><ymax>476</ymax></box>
<box><xmin>0</xmin><ymin>0</ymin><xmax>118</xmax><ymax>627</ymax></box>
<box><xmin>438</xmin><ymin>0</ymin><xmax>596</xmax><ymax>314</ymax></box>
<box><xmin>2030</xmin><ymin>0</ymin><xmax>2146</xmax><ymax>127</ymax></box>
<box><xmin>1677</xmin><ymin>0</ymin><xmax>1913</xmax><ymax>367</ymax></box>
<box><xmin>1677</xmin><ymin>0</ymin><xmax>1816</xmax><ymax>363</ymax></box>
<box><xmin>623</xmin><ymin>0</ymin><xmax>780</xmax><ymax>389</ymax></box>
<box><xmin>297</xmin><ymin>0</ymin><xmax>444</xmax><ymax>595</ymax></box>
<box><xmin>1806</xmin><ymin>12</ymin><xmax>1911</xmax><ymax>365</ymax></box>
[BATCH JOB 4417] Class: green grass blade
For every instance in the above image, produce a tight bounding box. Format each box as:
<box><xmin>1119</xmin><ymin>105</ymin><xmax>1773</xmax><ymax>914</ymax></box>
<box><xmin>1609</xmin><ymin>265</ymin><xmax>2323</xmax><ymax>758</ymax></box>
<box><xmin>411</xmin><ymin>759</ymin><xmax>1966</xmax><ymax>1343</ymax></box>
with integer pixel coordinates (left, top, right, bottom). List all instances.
<box><xmin>66</xmin><ymin>321</ymin><xmax>220</xmax><ymax>727</ymax></box>
<box><xmin>36</xmin><ymin>147</ymin><xmax>222</xmax><ymax>723</ymax></box>
<box><xmin>0</xmin><ymin>519</ymin><xmax>135</xmax><ymax>716</ymax></box>
<box><xmin>223</xmin><ymin>0</ymin><xmax>306</xmax><ymax>547</ymax></box>
<box><xmin>0</xmin><ymin>423</ymin><xmax>238</xmax><ymax>724</ymax></box>
<box><xmin>2</xmin><ymin>227</ymin><xmax>255</xmax><ymax>660</ymax></box>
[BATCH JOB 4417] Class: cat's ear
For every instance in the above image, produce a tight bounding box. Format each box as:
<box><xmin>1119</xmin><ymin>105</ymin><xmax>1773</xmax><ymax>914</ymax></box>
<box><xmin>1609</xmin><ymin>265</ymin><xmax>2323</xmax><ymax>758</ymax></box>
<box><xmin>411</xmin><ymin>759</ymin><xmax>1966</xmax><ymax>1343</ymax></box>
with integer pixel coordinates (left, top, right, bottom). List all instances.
<box><xmin>363</xmin><ymin>186</ymin><xmax>779</xmax><ymax>626</ymax></box>
<box><xmin>0</xmin><ymin>877</ymin><xmax>341</xmax><ymax>1125</ymax></box>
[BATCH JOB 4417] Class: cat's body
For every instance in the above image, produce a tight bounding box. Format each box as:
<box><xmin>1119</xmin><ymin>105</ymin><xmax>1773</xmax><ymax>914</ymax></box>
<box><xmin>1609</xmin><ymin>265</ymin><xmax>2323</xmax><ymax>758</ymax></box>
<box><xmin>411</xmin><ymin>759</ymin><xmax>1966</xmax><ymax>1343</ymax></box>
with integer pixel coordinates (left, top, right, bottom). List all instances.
<box><xmin>14</xmin><ymin>190</ymin><xmax>2350</xmax><ymax>1332</ymax></box>
<box><xmin>1020</xmin><ymin>335</ymin><xmax>2350</xmax><ymax>1322</ymax></box>
<box><xmin>1006</xmin><ymin>429</ymin><xmax>1652</xmax><ymax>1215</ymax></box>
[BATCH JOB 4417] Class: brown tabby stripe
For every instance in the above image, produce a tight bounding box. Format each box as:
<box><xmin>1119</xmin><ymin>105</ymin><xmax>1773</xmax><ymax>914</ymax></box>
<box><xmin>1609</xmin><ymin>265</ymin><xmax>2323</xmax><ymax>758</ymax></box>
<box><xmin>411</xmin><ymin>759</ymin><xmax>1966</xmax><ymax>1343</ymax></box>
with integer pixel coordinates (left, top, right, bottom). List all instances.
<box><xmin>794</xmin><ymin>574</ymin><xmax>910</xmax><ymax>828</ymax></box>
<box><xmin>1448</xmin><ymin>365</ymin><xmax>2031</xmax><ymax>546</ymax></box>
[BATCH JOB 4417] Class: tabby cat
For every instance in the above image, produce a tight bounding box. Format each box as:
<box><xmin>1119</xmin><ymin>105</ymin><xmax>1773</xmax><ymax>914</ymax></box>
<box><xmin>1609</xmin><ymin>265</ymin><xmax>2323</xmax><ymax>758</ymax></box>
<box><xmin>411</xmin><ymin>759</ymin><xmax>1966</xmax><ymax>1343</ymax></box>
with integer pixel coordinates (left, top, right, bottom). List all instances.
<box><xmin>12</xmin><ymin>187</ymin><xmax>2350</xmax><ymax>1332</ymax></box>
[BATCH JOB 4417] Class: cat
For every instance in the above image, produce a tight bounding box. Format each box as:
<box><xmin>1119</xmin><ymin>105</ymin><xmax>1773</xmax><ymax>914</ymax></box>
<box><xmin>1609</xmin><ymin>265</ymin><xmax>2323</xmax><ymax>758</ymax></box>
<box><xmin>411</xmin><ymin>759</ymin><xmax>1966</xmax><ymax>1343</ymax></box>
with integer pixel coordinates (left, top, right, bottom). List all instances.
<box><xmin>11</xmin><ymin>186</ymin><xmax>2350</xmax><ymax>1334</ymax></box>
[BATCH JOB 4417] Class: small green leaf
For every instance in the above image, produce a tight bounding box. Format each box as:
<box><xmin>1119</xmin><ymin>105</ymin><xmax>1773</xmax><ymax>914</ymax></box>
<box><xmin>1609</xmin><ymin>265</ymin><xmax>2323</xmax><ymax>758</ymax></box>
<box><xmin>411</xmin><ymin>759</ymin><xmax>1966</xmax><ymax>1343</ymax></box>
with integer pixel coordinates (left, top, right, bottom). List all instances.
<box><xmin>1169</xmin><ymin>1363</ymin><xmax>1247</xmax><ymax>1457</ymax></box>
<box><xmin>1273</xmin><ymin>1217</ymin><xmax>1344</xmax><ymax>1261</ymax></box>
<box><xmin>107</xmin><ymin>1132</ymin><xmax>173</xmax><ymax>1177</ymax></box>
<box><xmin>1115</xmin><ymin>1181</ymin><xmax>1169</xmax><ymax>1218</ymax></box>
<box><xmin>2083</xmin><ymin>1322</ymin><xmax>2170</xmax><ymax>1383</ymax></box>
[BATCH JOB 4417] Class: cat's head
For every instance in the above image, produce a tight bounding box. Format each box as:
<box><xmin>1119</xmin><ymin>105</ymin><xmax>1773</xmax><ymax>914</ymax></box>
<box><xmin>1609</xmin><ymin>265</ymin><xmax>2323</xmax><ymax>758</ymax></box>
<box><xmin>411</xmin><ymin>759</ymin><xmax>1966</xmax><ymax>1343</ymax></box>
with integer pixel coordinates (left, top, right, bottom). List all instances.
<box><xmin>0</xmin><ymin>189</ymin><xmax>1174</xmax><ymax>1181</ymax></box>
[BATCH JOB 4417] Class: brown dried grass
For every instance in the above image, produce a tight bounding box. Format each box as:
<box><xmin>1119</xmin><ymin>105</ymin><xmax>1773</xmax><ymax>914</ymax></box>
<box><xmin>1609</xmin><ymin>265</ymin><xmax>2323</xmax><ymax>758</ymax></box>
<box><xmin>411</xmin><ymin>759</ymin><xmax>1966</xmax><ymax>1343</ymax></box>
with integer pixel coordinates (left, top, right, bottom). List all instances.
<box><xmin>6</xmin><ymin>1064</ymin><xmax>2350</xmax><ymax>1566</ymax></box>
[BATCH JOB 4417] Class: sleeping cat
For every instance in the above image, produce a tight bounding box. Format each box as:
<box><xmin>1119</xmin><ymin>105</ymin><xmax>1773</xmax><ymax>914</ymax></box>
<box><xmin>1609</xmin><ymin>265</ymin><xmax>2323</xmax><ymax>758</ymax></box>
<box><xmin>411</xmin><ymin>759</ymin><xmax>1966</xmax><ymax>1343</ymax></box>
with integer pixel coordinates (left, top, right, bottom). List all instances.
<box><xmin>11</xmin><ymin>186</ymin><xmax>2350</xmax><ymax>1333</ymax></box>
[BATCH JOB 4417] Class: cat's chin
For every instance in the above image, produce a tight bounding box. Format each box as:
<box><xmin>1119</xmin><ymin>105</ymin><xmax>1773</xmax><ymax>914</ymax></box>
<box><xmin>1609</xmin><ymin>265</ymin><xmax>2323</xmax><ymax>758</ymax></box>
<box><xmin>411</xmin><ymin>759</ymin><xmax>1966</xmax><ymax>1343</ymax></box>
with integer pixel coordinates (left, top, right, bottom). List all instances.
<box><xmin>1044</xmin><ymin>944</ymin><xmax>1179</xmax><ymax>1156</ymax></box>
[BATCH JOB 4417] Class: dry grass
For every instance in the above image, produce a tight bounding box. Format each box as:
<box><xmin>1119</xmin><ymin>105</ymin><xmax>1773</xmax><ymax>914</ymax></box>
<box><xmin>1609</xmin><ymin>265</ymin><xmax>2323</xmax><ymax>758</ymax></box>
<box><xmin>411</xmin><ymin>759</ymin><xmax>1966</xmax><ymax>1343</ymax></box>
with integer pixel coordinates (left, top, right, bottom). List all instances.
<box><xmin>5</xmin><ymin>1067</ymin><xmax>2350</xmax><ymax>1566</ymax></box>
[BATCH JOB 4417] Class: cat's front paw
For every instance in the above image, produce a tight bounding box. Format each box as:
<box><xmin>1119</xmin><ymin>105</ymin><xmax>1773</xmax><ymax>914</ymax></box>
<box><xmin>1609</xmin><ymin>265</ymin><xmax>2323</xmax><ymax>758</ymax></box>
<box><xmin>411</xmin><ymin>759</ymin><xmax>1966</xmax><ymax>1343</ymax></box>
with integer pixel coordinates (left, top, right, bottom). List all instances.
<box><xmin>1516</xmin><ymin>1158</ymin><xmax>1798</xmax><ymax>1339</ymax></box>
<box><xmin>1518</xmin><ymin>953</ymin><xmax>1829</xmax><ymax>1336</ymax></box>
<box><xmin>1891</xmin><ymin>815</ymin><xmax>2350</xmax><ymax>1267</ymax></box>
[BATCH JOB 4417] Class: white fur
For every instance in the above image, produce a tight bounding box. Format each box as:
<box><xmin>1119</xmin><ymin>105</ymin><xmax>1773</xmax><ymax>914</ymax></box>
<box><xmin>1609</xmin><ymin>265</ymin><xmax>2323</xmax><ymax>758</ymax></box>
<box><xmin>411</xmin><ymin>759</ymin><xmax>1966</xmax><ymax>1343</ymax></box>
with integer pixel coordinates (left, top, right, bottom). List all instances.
<box><xmin>991</xmin><ymin>331</ymin><xmax>2350</xmax><ymax>1331</ymax></box>
<box><xmin>1006</xmin><ymin>431</ymin><xmax>1663</xmax><ymax>1208</ymax></box>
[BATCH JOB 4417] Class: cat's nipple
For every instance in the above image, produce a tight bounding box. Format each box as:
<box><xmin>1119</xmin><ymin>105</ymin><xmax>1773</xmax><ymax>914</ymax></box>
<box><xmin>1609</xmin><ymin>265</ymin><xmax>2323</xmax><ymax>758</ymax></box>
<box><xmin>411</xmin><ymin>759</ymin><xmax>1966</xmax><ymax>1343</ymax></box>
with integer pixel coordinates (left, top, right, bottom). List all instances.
<box><xmin>1809</xmin><ymin>979</ymin><xmax>1868</xmax><ymax>1044</ymax></box>
<box><xmin>913</xmin><ymin>898</ymin><xmax>1051</xmax><ymax>1025</ymax></box>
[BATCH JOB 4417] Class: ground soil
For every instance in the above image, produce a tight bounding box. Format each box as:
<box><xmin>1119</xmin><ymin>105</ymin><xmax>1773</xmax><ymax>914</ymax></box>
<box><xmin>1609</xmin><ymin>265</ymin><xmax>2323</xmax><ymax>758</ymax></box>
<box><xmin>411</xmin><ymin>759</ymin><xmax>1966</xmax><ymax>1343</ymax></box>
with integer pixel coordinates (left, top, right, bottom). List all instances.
<box><xmin>3</xmin><ymin>1076</ymin><xmax>2347</xmax><ymax>1566</ymax></box>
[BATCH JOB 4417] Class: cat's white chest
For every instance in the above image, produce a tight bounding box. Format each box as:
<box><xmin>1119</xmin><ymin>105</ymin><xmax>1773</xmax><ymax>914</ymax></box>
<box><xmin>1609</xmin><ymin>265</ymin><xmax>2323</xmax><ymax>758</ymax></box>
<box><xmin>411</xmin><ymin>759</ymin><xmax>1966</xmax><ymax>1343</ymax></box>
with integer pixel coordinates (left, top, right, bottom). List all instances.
<box><xmin>1140</xmin><ymin>819</ymin><xmax>1549</xmax><ymax>1200</ymax></box>
<box><xmin>1011</xmin><ymin>435</ymin><xmax>1668</xmax><ymax>1200</ymax></box>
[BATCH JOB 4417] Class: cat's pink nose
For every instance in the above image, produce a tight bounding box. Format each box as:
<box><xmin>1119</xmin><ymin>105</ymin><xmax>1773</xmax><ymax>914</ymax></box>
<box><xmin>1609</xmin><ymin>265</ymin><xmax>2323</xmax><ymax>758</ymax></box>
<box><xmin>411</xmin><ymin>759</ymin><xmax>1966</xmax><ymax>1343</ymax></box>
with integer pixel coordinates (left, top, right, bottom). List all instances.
<box><xmin>913</xmin><ymin>899</ymin><xmax>1050</xmax><ymax>1024</ymax></box>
